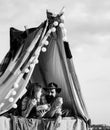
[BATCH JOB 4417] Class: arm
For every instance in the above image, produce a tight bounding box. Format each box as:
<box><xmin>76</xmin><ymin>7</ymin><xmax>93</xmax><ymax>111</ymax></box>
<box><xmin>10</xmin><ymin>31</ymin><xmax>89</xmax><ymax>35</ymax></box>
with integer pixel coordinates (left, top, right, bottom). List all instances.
<box><xmin>44</xmin><ymin>97</ymin><xmax>63</xmax><ymax>118</ymax></box>
<box><xmin>35</xmin><ymin>96</ymin><xmax>50</xmax><ymax>117</ymax></box>
<box><xmin>21</xmin><ymin>97</ymin><xmax>37</xmax><ymax>117</ymax></box>
<box><xmin>53</xmin><ymin>97</ymin><xmax>63</xmax><ymax>128</ymax></box>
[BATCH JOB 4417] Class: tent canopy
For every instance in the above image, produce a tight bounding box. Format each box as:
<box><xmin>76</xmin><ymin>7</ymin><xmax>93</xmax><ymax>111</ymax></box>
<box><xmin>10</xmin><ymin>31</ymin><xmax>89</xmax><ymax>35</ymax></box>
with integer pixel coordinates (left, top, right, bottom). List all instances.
<box><xmin>0</xmin><ymin>10</ymin><xmax>89</xmax><ymax>123</ymax></box>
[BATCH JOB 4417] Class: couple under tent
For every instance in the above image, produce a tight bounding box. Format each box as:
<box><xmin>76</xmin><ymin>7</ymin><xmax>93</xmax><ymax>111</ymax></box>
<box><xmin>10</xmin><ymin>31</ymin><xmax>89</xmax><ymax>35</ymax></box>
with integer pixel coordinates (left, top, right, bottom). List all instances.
<box><xmin>5</xmin><ymin>82</ymin><xmax>69</xmax><ymax>128</ymax></box>
<box><xmin>0</xmin><ymin>9</ymin><xmax>91</xmax><ymax>130</ymax></box>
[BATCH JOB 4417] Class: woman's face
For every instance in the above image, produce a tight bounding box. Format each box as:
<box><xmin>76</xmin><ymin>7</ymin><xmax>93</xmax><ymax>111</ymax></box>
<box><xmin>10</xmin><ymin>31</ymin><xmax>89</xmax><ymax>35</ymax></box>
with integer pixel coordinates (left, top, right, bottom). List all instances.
<box><xmin>34</xmin><ymin>88</ymin><xmax>42</xmax><ymax>99</ymax></box>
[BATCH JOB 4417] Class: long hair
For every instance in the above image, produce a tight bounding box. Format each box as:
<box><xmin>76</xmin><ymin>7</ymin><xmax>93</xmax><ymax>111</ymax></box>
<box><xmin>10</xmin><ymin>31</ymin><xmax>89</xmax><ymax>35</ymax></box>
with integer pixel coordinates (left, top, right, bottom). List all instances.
<box><xmin>26</xmin><ymin>83</ymin><xmax>42</xmax><ymax>99</ymax></box>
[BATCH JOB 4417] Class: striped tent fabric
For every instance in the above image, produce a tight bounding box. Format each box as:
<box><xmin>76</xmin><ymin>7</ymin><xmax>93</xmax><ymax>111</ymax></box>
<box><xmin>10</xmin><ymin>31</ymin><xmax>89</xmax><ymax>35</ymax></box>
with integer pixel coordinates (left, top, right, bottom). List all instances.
<box><xmin>0</xmin><ymin>10</ymin><xmax>90</xmax><ymax>125</ymax></box>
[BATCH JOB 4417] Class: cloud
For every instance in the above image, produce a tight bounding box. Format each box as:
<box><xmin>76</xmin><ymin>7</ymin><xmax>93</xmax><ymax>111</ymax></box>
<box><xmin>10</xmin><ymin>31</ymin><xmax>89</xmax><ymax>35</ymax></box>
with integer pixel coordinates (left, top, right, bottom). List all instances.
<box><xmin>0</xmin><ymin>0</ymin><xmax>110</xmax><ymax>125</ymax></box>
<box><xmin>62</xmin><ymin>0</ymin><xmax>110</xmax><ymax>61</ymax></box>
<box><xmin>65</xmin><ymin>0</ymin><xmax>110</xmax><ymax>43</ymax></box>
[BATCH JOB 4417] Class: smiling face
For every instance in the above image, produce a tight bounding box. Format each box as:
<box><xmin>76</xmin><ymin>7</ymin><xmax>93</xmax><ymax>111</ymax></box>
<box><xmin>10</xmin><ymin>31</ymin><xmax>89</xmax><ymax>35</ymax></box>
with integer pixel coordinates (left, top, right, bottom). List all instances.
<box><xmin>31</xmin><ymin>84</ymin><xmax>42</xmax><ymax>100</ymax></box>
<box><xmin>47</xmin><ymin>89</ymin><xmax>57</xmax><ymax>98</ymax></box>
<box><xmin>34</xmin><ymin>88</ymin><xmax>42</xmax><ymax>99</ymax></box>
<box><xmin>45</xmin><ymin>89</ymin><xmax>57</xmax><ymax>104</ymax></box>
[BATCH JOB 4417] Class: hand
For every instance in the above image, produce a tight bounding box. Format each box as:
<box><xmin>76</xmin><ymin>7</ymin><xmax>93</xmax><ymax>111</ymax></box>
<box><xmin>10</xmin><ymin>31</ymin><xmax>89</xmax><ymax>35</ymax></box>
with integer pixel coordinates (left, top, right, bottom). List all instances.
<box><xmin>36</xmin><ymin>104</ymin><xmax>49</xmax><ymax>111</ymax></box>
<box><xmin>31</xmin><ymin>99</ymin><xmax>37</xmax><ymax>106</ymax></box>
<box><xmin>38</xmin><ymin>110</ymin><xmax>47</xmax><ymax>117</ymax></box>
<box><xmin>56</xmin><ymin>108</ymin><xmax>62</xmax><ymax>115</ymax></box>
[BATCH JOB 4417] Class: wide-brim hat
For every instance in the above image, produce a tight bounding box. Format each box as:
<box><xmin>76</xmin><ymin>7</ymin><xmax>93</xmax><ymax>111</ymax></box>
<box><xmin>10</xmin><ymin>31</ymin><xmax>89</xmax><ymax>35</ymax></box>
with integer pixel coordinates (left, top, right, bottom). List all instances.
<box><xmin>43</xmin><ymin>82</ymin><xmax>61</xmax><ymax>93</ymax></box>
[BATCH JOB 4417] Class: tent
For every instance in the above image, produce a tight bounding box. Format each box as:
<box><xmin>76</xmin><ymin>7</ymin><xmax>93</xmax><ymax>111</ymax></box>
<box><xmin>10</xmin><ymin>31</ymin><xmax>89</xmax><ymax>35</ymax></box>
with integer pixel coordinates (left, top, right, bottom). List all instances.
<box><xmin>0</xmin><ymin>10</ymin><xmax>90</xmax><ymax>130</ymax></box>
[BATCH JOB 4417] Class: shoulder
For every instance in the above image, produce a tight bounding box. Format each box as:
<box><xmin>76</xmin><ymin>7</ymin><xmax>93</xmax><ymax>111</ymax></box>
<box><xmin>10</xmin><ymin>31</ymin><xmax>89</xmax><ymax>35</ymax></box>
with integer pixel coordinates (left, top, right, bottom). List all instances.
<box><xmin>56</xmin><ymin>96</ymin><xmax>63</xmax><ymax>100</ymax></box>
<box><xmin>55</xmin><ymin>97</ymin><xmax>63</xmax><ymax>104</ymax></box>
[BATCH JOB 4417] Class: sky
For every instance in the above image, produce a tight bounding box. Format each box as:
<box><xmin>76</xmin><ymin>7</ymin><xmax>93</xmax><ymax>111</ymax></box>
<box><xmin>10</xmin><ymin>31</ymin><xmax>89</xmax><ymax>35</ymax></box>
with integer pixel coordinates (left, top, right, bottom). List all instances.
<box><xmin>0</xmin><ymin>0</ymin><xmax>110</xmax><ymax>125</ymax></box>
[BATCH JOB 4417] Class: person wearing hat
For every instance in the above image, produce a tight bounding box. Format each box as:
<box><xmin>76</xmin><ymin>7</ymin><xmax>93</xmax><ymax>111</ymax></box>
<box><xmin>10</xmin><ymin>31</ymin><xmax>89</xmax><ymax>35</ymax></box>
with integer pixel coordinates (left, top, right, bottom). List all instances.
<box><xmin>43</xmin><ymin>82</ymin><xmax>62</xmax><ymax>106</ymax></box>
<box><xmin>43</xmin><ymin>82</ymin><xmax>63</xmax><ymax>127</ymax></box>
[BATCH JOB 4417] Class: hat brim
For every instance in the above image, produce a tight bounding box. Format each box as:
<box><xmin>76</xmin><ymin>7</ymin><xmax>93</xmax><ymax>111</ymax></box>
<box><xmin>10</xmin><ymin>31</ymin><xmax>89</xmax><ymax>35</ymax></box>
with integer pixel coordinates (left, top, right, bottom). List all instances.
<box><xmin>43</xmin><ymin>87</ymin><xmax>61</xmax><ymax>93</ymax></box>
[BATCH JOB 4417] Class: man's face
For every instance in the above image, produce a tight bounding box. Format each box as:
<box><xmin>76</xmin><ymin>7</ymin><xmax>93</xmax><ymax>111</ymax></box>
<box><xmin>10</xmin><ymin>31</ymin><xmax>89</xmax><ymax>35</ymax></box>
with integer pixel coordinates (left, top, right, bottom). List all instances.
<box><xmin>48</xmin><ymin>89</ymin><xmax>56</xmax><ymax>98</ymax></box>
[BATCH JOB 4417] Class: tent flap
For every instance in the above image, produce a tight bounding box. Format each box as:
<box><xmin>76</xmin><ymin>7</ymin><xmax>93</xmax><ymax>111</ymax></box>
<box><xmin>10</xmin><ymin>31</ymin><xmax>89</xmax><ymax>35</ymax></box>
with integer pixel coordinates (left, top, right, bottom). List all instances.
<box><xmin>0</xmin><ymin>11</ymin><xmax>90</xmax><ymax>124</ymax></box>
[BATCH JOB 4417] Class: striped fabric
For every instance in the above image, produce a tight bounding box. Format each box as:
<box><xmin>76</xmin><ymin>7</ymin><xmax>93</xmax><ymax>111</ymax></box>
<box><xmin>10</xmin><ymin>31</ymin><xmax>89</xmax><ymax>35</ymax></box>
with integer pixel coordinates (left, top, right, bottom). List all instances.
<box><xmin>0</xmin><ymin>52</ymin><xmax>12</xmax><ymax>76</ymax></box>
<box><xmin>0</xmin><ymin>11</ymin><xmax>90</xmax><ymax>125</ymax></box>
